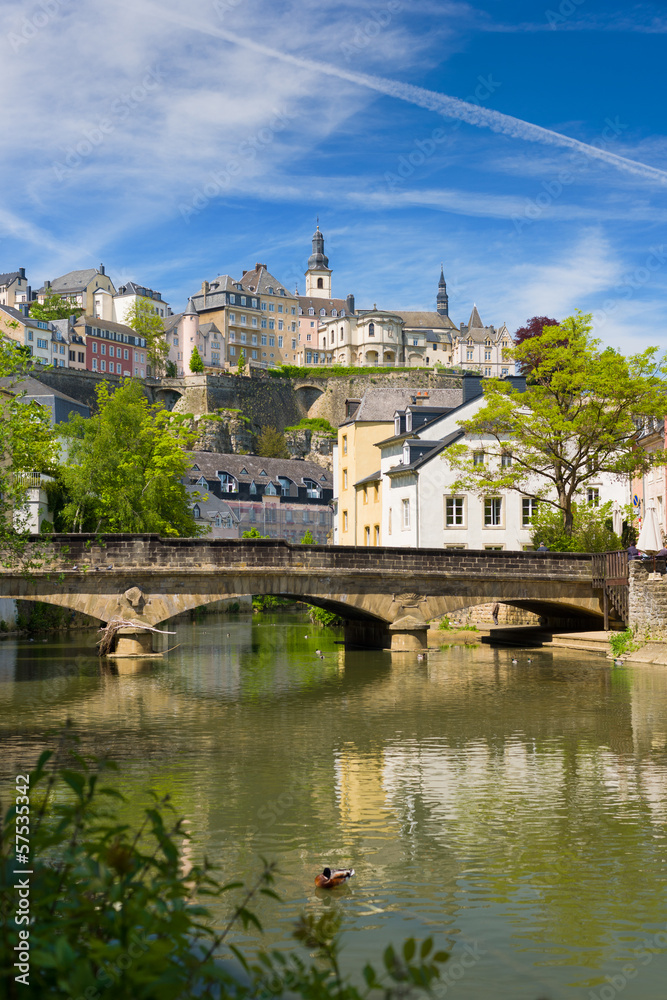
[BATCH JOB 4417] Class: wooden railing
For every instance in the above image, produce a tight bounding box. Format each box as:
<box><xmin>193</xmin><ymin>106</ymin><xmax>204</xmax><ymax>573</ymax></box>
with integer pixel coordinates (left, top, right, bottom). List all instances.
<box><xmin>592</xmin><ymin>550</ymin><xmax>629</xmax><ymax>628</ymax></box>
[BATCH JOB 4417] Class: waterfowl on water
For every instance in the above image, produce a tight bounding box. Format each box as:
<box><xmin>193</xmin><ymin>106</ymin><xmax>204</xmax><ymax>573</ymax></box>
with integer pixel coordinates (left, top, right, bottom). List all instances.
<box><xmin>315</xmin><ymin>866</ymin><xmax>355</xmax><ymax>889</ymax></box>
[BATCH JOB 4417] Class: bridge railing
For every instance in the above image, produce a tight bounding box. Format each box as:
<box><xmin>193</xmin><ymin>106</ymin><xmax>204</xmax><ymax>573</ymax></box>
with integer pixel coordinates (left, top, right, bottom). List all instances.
<box><xmin>592</xmin><ymin>550</ymin><xmax>629</xmax><ymax>628</ymax></box>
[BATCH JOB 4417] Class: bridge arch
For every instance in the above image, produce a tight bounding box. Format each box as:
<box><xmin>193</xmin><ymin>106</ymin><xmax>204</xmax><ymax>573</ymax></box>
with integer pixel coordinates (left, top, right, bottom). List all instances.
<box><xmin>294</xmin><ymin>384</ymin><xmax>325</xmax><ymax>412</ymax></box>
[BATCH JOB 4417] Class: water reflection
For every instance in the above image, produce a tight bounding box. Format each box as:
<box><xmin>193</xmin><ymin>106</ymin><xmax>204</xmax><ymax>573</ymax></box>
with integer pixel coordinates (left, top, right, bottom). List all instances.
<box><xmin>1</xmin><ymin>615</ymin><xmax>667</xmax><ymax>998</ymax></box>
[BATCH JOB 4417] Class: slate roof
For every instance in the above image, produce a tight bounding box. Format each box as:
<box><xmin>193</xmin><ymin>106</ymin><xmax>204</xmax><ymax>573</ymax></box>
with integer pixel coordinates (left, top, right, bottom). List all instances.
<box><xmin>395</xmin><ymin>310</ymin><xmax>457</xmax><ymax>331</ymax></box>
<box><xmin>186</xmin><ymin>452</ymin><xmax>333</xmax><ymax>488</ymax></box>
<box><xmin>163</xmin><ymin>313</ymin><xmax>182</xmax><ymax>334</ymax></box>
<box><xmin>0</xmin><ymin>375</ymin><xmax>84</xmax><ymax>407</ymax></box>
<box><xmin>299</xmin><ymin>296</ymin><xmax>349</xmax><ymax>318</ymax></box>
<box><xmin>75</xmin><ymin>315</ymin><xmax>140</xmax><ymax>337</ymax></box>
<box><xmin>468</xmin><ymin>305</ymin><xmax>484</xmax><ymax>329</ymax></box>
<box><xmin>0</xmin><ymin>271</ymin><xmax>21</xmax><ymax>287</ymax></box>
<box><xmin>354</xmin><ymin>469</ymin><xmax>382</xmax><ymax>487</ymax></box>
<box><xmin>115</xmin><ymin>281</ymin><xmax>165</xmax><ymax>301</ymax></box>
<box><xmin>0</xmin><ymin>304</ymin><xmax>53</xmax><ymax>330</ymax></box>
<box><xmin>238</xmin><ymin>265</ymin><xmax>292</xmax><ymax>298</ymax></box>
<box><xmin>198</xmin><ymin>322</ymin><xmax>222</xmax><ymax>339</ymax></box>
<box><xmin>185</xmin><ymin>485</ymin><xmax>239</xmax><ymax>521</ymax></box>
<box><xmin>38</xmin><ymin>269</ymin><xmax>99</xmax><ymax>294</ymax></box>
<box><xmin>340</xmin><ymin>387</ymin><xmax>463</xmax><ymax>425</ymax></box>
<box><xmin>386</xmin><ymin>430</ymin><xmax>464</xmax><ymax>475</ymax></box>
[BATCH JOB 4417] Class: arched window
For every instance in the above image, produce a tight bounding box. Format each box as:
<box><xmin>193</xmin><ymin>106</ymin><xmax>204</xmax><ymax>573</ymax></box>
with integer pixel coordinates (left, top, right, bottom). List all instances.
<box><xmin>317</xmin><ymin>277</ymin><xmax>323</xmax><ymax>289</ymax></box>
<box><xmin>213</xmin><ymin>514</ymin><xmax>221</xmax><ymax>527</ymax></box>
<box><xmin>308</xmin><ymin>308</ymin><xmax>314</xmax><ymax>316</ymax></box>
<box><xmin>193</xmin><ymin>505</ymin><xmax>200</xmax><ymax>518</ymax></box>
<box><xmin>320</xmin><ymin>308</ymin><xmax>326</xmax><ymax>316</ymax></box>
<box><xmin>332</xmin><ymin>309</ymin><xmax>337</xmax><ymax>317</ymax></box>
<box><xmin>368</xmin><ymin>322</ymin><xmax>375</xmax><ymax>337</ymax></box>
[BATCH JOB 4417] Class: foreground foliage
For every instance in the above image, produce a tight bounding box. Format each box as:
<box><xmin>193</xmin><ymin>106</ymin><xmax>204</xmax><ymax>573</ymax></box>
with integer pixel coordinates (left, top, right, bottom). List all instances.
<box><xmin>0</xmin><ymin>730</ymin><xmax>449</xmax><ymax>999</ymax></box>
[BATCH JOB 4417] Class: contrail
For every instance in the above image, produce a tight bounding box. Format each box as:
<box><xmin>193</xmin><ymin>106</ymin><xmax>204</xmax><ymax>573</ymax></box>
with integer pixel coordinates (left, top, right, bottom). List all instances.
<box><xmin>153</xmin><ymin>5</ymin><xmax>667</xmax><ymax>187</ymax></box>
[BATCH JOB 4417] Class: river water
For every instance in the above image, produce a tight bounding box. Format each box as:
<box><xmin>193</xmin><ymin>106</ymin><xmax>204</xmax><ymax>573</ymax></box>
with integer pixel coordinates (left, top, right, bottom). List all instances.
<box><xmin>2</xmin><ymin>611</ymin><xmax>667</xmax><ymax>999</ymax></box>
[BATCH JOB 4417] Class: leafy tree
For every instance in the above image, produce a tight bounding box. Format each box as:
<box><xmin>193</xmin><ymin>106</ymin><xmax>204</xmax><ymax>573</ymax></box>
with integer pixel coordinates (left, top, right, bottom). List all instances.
<box><xmin>529</xmin><ymin>500</ymin><xmax>623</xmax><ymax>552</ymax></box>
<box><xmin>189</xmin><ymin>346</ymin><xmax>205</xmax><ymax>373</ymax></box>
<box><xmin>125</xmin><ymin>298</ymin><xmax>168</xmax><ymax>376</ymax></box>
<box><xmin>237</xmin><ymin>349</ymin><xmax>246</xmax><ymax>375</ymax></box>
<box><xmin>301</xmin><ymin>529</ymin><xmax>315</xmax><ymax>544</ymax></box>
<box><xmin>257</xmin><ymin>425</ymin><xmax>289</xmax><ymax>459</ymax></box>
<box><xmin>0</xmin><ymin>730</ymin><xmax>449</xmax><ymax>999</ymax></box>
<box><xmin>242</xmin><ymin>527</ymin><xmax>268</xmax><ymax>538</ymax></box>
<box><xmin>0</xmin><ymin>340</ymin><xmax>57</xmax><ymax>560</ymax></box>
<box><xmin>444</xmin><ymin>312</ymin><xmax>667</xmax><ymax>537</ymax></box>
<box><xmin>55</xmin><ymin>379</ymin><xmax>200</xmax><ymax>535</ymax></box>
<box><xmin>165</xmin><ymin>359</ymin><xmax>177</xmax><ymax>377</ymax></box>
<box><xmin>30</xmin><ymin>291</ymin><xmax>83</xmax><ymax>321</ymax></box>
<box><xmin>513</xmin><ymin>315</ymin><xmax>560</xmax><ymax>375</ymax></box>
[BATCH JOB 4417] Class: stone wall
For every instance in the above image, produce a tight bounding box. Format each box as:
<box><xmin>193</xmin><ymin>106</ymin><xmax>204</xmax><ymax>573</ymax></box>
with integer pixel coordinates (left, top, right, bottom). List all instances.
<box><xmin>628</xmin><ymin>561</ymin><xmax>667</xmax><ymax>639</ymax></box>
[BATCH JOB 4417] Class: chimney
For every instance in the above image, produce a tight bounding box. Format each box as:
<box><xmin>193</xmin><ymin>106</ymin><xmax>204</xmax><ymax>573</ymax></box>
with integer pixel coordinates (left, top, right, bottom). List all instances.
<box><xmin>346</xmin><ymin>293</ymin><xmax>355</xmax><ymax>314</ymax></box>
<box><xmin>242</xmin><ymin>270</ymin><xmax>248</xmax><ymax>276</ymax></box>
<box><xmin>19</xmin><ymin>267</ymin><xmax>26</xmax><ymax>279</ymax></box>
<box><xmin>461</xmin><ymin>372</ymin><xmax>484</xmax><ymax>403</ymax></box>
<box><xmin>411</xmin><ymin>390</ymin><xmax>429</xmax><ymax>405</ymax></box>
<box><xmin>45</xmin><ymin>280</ymin><xmax>51</xmax><ymax>289</ymax></box>
<box><xmin>99</xmin><ymin>264</ymin><xmax>105</xmax><ymax>275</ymax></box>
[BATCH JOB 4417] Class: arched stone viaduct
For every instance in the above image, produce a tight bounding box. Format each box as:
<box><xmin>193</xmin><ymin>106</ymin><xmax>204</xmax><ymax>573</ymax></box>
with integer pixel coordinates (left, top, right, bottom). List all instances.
<box><xmin>0</xmin><ymin>535</ymin><xmax>607</xmax><ymax>651</ymax></box>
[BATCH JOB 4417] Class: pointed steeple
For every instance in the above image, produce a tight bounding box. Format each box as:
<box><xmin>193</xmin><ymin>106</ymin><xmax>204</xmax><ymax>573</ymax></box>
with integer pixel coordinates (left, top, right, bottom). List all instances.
<box><xmin>436</xmin><ymin>263</ymin><xmax>448</xmax><ymax>317</ymax></box>
<box><xmin>305</xmin><ymin>222</ymin><xmax>332</xmax><ymax>299</ymax></box>
<box><xmin>184</xmin><ymin>296</ymin><xmax>197</xmax><ymax>316</ymax></box>
<box><xmin>468</xmin><ymin>304</ymin><xmax>483</xmax><ymax>329</ymax></box>
<box><xmin>308</xmin><ymin>224</ymin><xmax>329</xmax><ymax>271</ymax></box>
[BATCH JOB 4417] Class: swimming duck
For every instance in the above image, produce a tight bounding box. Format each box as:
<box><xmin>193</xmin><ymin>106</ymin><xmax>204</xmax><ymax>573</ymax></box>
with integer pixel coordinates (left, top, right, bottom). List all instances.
<box><xmin>315</xmin><ymin>866</ymin><xmax>355</xmax><ymax>889</ymax></box>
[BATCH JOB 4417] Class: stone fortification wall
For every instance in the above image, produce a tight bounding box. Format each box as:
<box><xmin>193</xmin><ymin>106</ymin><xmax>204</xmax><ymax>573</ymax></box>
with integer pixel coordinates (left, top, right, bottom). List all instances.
<box><xmin>629</xmin><ymin>560</ymin><xmax>667</xmax><ymax>639</ymax></box>
<box><xmin>303</xmin><ymin>370</ymin><xmax>461</xmax><ymax>426</ymax></box>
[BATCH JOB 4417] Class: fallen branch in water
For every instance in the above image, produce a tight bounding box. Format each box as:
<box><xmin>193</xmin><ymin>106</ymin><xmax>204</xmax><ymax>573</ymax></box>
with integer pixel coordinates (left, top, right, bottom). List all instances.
<box><xmin>97</xmin><ymin>617</ymin><xmax>176</xmax><ymax>656</ymax></box>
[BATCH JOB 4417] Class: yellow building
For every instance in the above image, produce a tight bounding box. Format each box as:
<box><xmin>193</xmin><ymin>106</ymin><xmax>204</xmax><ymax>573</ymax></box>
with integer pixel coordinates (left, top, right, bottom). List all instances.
<box><xmin>336</xmin><ymin>388</ymin><xmax>463</xmax><ymax>546</ymax></box>
<box><xmin>36</xmin><ymin>266</ymin><xmax>116</xmax><ymax>315</ymax></box>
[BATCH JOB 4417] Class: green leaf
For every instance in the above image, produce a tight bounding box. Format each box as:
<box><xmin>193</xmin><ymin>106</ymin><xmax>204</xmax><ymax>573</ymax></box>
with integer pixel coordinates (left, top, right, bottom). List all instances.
<box><xmin>420</xmin><ymin>936</ymin><xmax>433</xmax><ymax>958</ymax></box>
<box><xmin>61</xmin><ymin>770</ymin><xmax>85</xmax><ymax>798</ymax></box>
<box><xmin>433</xmin><ymin>950</ymin><xmax>449</xmax><ymax>962</ymax></box>
<box><xmin>403</xmin><ymin>938</ymin><xmax>416</xmax><ymax>961</ymax></box>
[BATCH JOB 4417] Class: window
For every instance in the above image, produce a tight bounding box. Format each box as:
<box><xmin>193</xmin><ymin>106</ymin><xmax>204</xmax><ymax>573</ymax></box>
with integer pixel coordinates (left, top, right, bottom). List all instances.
<box><xmin>251</xmin><ymin>350</ymin><xmax>258</xmax><ymax>360</ymax></box>
<box><xmin>484</xmin><ymin>349</ymin><xmax>491</xmax><ymax>360</ymax></box>
<box><xmin>124</xmin><ymin>349</ymin><xmax>129</xmax><ymax>360</ymax></box>
<box><xmin>587</xmin><ymin>487</ymin><xmax>600</xmax><ymax>506</ymax></box>
<box><xmin>484</xmin><ymin>497</ymin><xmax>502</xmax><ymax>526</ymax></box>
<box><xmin>78</xmin><ymin>352</ymin><xmax>84</xmax><ymax>363</ymax></box>
<box><xmin>92</xmin><ymin>358</ymin><xmax>98</xmax><ymax>370</ymax></box>
<box><xmin>402</xmin><ymin>498</ymin><xmax>410</xmax><ymax>528</ymax></box>
<box><xmin>268</xmin><ymin>336</ymin><xmax>275</xmax><ymax>346</ymax></box>
<box><xmin>484</xmin><ymin>367</ymin><xmax>491</xmax><ymax>376</ymax></box>
<box><xmin>261</xmin><ymin>335</ymin><xmax>267</xmax><ymax>346</ymax></box>
<box><xmin>229</xmin><ymin>313</ymin><xmax>235</xmax><ymax>322</ymax></box>
<box><xmin>251</xmin><ymin>334</ymin><xmax>257</xmax><ymax>345</ymax></box>
<box><xmin>278</xmin><ymin>320</ymin><xmax>283</xmax><ymax>330</ymax></box>
<box><xmin>374</xmin><ymin>525</ymin><xmax>380</xmax><ymax>545</ymax></box>
<box><xmin>368</xmin><ymin>322</ymin><xmax>375</xmax><ymax>337</ymax></box>
<box><xmin>218</xmin><ymin>473</ymin><xmax>238</xmax><ymax>493</ymax></box>
<box><xmin>291</xmin><ymin>338</ymin><xmax>297</xmax><ymax>349</ymax></box>
<box><xmin>364</xmin><ymin>526</ymin><xmax>370</xmax><ymax>546</ymax></box>
<box><xmin>101</xmin><ymin>343</ymin><xmax>106</xmax><ymax>355</ymax></box>
<box><xmin>445</xmin><ymin>497</ymin><xmax>465</xmax><ymax>527</ymax></box>
<box><xmin>261</xmin><ymin>319</ymin><xmax>267</xmax><ymax>329</ymax></box>
<box><xmin>278</xmin><ymin>336</ymin><xmax>283</xmax><ymax>348</ymax></box>
<box><xmin>193</xmin><ymin>505</ymin><xmax>200</xmax><ymax>518</ymax></box>
<box><xmin>501</xmin><ymin>368</ymin><xmax>509</xmax><ymax>376</ymax></box>
<box><xmin>268</xmin><ymin>320</ymin><xmax>274</xmax><ymax>330</ymax></box>
<box><xmin>343</xmin><ymin>510</ymin><xmax>348</xmax><ymax>532</ymax></box>
<box><xmin>522</xmin><ymin>498</ymin><xmax>538</xmax><ymax>526</ymax></box>
<box><xmin>342</xmin><ymin>435</ymin><xmax>347</xmax><ymax>455</ymax></box>
<box><xmin>230</xmin><ymin>346</ymin><xmax>236</xmax><ymax>357</ymax></box>
<box><xmin>412</xmin><ymin>339</ymin><xmax>418</xmax><ymax>347</ymax></box>
<box><xmin>343</xmin><ymin>469</ymin><xmax>348</xmax><ymax>489</ymax></box>
<box><xmin>278</xmin><ymin>304</ymin><xmax>283</xmax><ymax>313</ymax></box>
<box><xmin>261</xmin><ymin>302</ymin><xmax>267</xmax><ymax>311</ymax></box>
<box><xmin>229</xmin><ymin>294</ymin><xmax>235</xmax><ymax>304</ymax></box>
<box><xmin>101</xmin><ymin>360</ymin><xmax>106</xmax><ymax>372</ymax></box>
<box><xmin>37</xmin><ymin>338</ymin><xmax>48</xmax><ymax>349</ymax></box>
<box><xmin>109</xmin><ymin>346</ymin><xmax>115</xmax><ymax>357</ymax></box>
<box><xmin>27</xmin><ymin>331</ymin><xmax>33</xmax><ymax>341</ymax></box>
<box><xmin>363</xmin><ymin>486</ymin><xmax>368</xmax><ymax>505</ymax></box>
<box><xmin>388</xmin><ymin>508</ymin><xmax>392</xmax><ymax>534</ymax></box>
<box><xmin>252</xmin><ymin>317</ymin><xmax>257</xmax><ymax>327</ymax></box>
<box><xmin>501</xmin><ymin>453</ymin><xmax>512</xmax><ymax>467</ymax></box>
<box><xmin>473</xmin><ymin>451</ymin><xmax>485</xmax><ymax>466</ymax></box>
<box><xmin>269</xmin><ymin>303</ymin><xmax>274</xmax><ymax>312</ymax></box>
<box><xmin>466</xmin><ymin>349</ymin><xmax>474</xmax><ymax>360</ymax></box>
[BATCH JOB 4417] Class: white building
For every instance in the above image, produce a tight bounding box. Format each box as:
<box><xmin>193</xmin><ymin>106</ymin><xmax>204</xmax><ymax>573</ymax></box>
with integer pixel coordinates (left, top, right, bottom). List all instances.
<box><xmin>376</xmin><ymin>381</ymin><xmax>629</xmax><ymax>551</ymax></box>
<box><xmin>113</xmin><ymin>281</ymin><xmax>171</xmax><ymax>324</ymax></box>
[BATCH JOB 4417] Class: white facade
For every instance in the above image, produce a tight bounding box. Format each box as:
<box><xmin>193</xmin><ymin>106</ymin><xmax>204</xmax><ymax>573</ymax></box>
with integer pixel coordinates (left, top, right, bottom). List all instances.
<box><xmin>379</xmin><ymin>395</ymin><xmax>630</xmax><ymax>551</ymax></box>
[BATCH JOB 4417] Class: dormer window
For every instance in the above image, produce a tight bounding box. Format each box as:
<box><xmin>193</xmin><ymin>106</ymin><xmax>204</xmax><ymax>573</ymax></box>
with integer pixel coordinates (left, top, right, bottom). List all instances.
<box><xmin>260</xmin><ymin>469</ymin><xmax>267</xmax><ymax>477</ymax></box>
<box><xmin>193</xmin><ymin>505</ymin><xmax>201</xmax><ymax>518</ymax></box>
<box><xmin>309</xmin><ymin>308</ymin><xmax>314</xmax><ymax>316</ymax></box>
<box><xmin>268</xmin><ymin>287</ymin><xmax>274</xmax><ymax>294</ymax></box>
<box><xmin>394</xmin><ymin>416</ymin><xmax>401</xmax><ymax>435</ymax></box>
<box><xmin>265</xmin><ymin>481</ymin><xmax>277</xmax><ymax>495</ymax></box>
<box><xmin>218</xmin><ymin>472</ymin><xmax>238</xmax><ymax>493</ymax></box>
<box><xmin>332</xmin><ymin>309</ymin><xmax>337</xmax><ymax>317</ymax></box>
<box><xmin>406</xmin><ymin>411</ymin><xmax>413</xmax><ymax>432</ymax></box>
<box><xmin>320</xmin><ymin>308</ymin><xmax>326</xmax><ymax>316</ymax></box>
<box><xmin>403</xmin><ymin>443</ymin><xmax>410</xmax><ymax>464</ymax></box>
<box><xmin>250</xmin><ymin>481</ymin><xmax>257</xmax><ymax>494</ymax></box>
<box><xmin>304</xmin><ymin>479</ymin><xmax>320</xmax><ymax>498</ymax></box>
<box><xmin>241</xmin><ymin>467</ymin><xmax>248</xmax><ymax>474</ymax></box>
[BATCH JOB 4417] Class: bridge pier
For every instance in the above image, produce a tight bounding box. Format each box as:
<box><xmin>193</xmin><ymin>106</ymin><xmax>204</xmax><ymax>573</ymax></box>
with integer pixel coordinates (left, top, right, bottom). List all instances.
<box><xmin>106</xmin><ymin>627</ymin><xmax>161</xmax><ymax>658</ymax></box>
<box><xmin>388</xmin><ymin>615</ymin><xmax>429</xmax><ymax>652</ymax></box>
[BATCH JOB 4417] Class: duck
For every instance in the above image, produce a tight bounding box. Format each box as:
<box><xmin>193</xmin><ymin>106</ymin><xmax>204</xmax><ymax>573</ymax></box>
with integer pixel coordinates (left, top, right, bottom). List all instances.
<box><xmin>315</xmin><ymin>866</ymin><xmax>355</xmax><ymax>889</ymax></box>
<box><xmin>511</xmin><ymin>658</ymin><xmax>518</xmax><ymax>664</ymax></box>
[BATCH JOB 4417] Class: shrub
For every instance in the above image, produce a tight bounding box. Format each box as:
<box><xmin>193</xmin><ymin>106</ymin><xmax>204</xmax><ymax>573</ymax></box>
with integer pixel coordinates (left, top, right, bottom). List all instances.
<box><xmin>530</xmin><ymin>500</ymin><xmax>623</xmax><ymax>552</ymax></box>
<box><xmin>0</xmin><ymin>729</ymin><xmax>449</xmax><ymax>998</ymax></box>
<box><xmin>609</xmin><ymin>628</ymin><xmax>640</xmax><ymax>658</ymax></box>
<box><xmin>308</xmin><ymin>605</ymin><xmax>343</xmax><ymax>627</ymax></box>
<box><xmin>189</xmin><ymin>346</ymin><xmax>205</xmax><ymax>373</ymax></box>
<box><xmin>285</xmin><ymin>418</ymin><xmax>337</xmax><ymax>437</ymax></box>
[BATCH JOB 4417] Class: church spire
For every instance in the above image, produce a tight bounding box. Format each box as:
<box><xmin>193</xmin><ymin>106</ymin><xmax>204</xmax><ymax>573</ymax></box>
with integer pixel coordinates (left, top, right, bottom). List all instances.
<box><xmin>305</xmin><ymin>222</ymin><xmax>332</xmax><ymax>299</ymax></box>
<box><xmin>437</xmin><ymin>263</ymin><xmax>449</xmax><ymax>317</ymax></box>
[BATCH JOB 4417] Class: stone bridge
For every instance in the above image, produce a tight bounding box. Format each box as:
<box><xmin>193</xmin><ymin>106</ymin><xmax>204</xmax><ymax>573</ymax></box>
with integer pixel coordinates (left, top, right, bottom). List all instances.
<box><xmin>0</xmin><ymin>535</ymin><xmax>608</xmax><ymax>653</ymax></box>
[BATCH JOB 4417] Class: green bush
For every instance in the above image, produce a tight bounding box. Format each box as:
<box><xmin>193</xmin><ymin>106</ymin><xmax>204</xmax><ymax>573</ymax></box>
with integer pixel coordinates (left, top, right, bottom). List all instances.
<box><xmin>609</xmin><ymin>628</ymin><xmax>640</xmax><ymax>658</ymax></box>
<box><xmin>308</xmin><ymin>605</ymin><xmax>343</xmax><ymax>627</ymax></box>
<box><xmin>0</xmin><ymin>729</ymin><xmax>449</xmax><ymax>999</ymax></box>
<box><xmin>269</xmin><ymin>365</ymin><xmax>429</xmax><ymax>379</ymax></box>
<box><xmin>285</xmin><ymin>418</ymin><xmax>337</xmax><ymax>437</ymax></box>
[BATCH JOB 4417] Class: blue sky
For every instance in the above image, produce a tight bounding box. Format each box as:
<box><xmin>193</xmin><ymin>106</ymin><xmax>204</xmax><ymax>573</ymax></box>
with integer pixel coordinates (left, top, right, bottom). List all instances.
<box><xmin>2</xmin><ymin>0</ymin><xmax>667</xmax><ymax>350</ymax></box>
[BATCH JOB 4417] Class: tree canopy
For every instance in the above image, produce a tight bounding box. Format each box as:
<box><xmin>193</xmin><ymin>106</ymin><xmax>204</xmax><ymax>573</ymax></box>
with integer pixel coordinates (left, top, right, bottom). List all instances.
<box><xmin>0</xmin><ymin>341</ymin><xmax>57</xmax><ymax>557</ymax></box>
<box><xmin>444</xmin><ymin>312</ymin><xmax>667</xmax><ymax>535</ymax></box>
<box><xmin>125</xmin><ymin>298</ymin><xmax>168</xmax><ymax>376</ymax></box>
<box><xmin>513</xmin><ymin>315</ymin><xmax>560</xmax><ymax>375</ymax></box>
<box><xmin>257</xmin><ymin>426</ymin><xmax>289</xmax><ymax>459</ymax></box>
<box><xmin>30</xmin><ymin>292</ymin><xmax>83</xmax><ymax>321</ymax></box>
<box><xmin>53</xmin><ymin>379</ymin><xmax>200</xmax><ymax>535</ymax></box>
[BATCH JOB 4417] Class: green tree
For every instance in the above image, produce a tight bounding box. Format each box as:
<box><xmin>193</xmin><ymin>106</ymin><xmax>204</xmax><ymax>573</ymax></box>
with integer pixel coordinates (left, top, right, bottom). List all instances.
<box><xmin>189</xmin><ymin>346</ymin><xmax>205</xmax><ymax>373</ymax></box>
<box><xmin>257</xmin><ymin>426</ymin><xmax>289</xmax><ymax>459</ymax></box>
<box><xmin>301</xmin><ymin>529</ymin><xmax>315</xmax><ymax>544</ymax></box>
<box><xmin>242</xmin><ymin>527</ymin><xmax>268</xmax><ymax>538</ymax></box>
<box><xmin>0</xmin><ymin>340</ymin><xmax>57</xmax><ymax>559</ymax></box>
<box><xmin>530</xmin><ymin>500</ymin><xmax>623</xmax><ymax>552</ymax></box>
<box><xmin>444</xmin><ymin>312</ymin><xmax>667</xmax><ymax>537</ymax></box>
<box><xmin>30</xmin><ymin>291</ymin><xmax>83</xmax><ymax>321</ymax></box>
<box><xmin>125</xmin><ymin>298</ymin><xmax>168</xmax><ymax>376</ymax></box>
<box><xmin>56</xmin><ymin>379</ymin><xmax>200</xmax><ymax>535</ymax></box>
<box><xmin>237</xmin><ymin>349</ymin><xmax>246</xmax><ymax>375</ymax></box>
<box><xmin>165</xmin><ymin>359</ymin><xmax>177</xmax><ymax>377</ymax></box>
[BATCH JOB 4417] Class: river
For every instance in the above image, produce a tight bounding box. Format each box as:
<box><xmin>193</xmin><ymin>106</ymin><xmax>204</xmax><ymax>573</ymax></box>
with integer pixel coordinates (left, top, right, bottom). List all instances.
<box><xmin>1</xmin><ymin>611</ymin><xmax>667</xmax><ymax>999</ymax></box>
